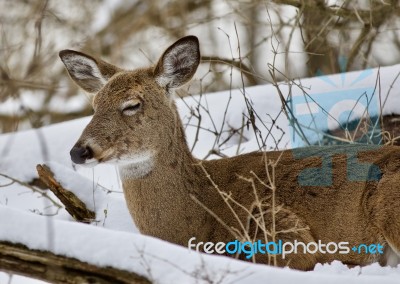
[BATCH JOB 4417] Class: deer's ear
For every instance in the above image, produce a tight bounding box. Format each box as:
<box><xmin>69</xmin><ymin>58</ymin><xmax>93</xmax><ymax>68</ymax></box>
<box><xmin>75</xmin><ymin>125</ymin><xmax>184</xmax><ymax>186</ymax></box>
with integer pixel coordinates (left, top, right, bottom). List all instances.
<box><xmin>154</xmin><ymin>36</ymin><xmax>200</xmax><ymax>89</ymax></box>
<box><xmin>59</xmin><ymin>50</ymin><xmax>121</xmax><ymax>93</ymax></box>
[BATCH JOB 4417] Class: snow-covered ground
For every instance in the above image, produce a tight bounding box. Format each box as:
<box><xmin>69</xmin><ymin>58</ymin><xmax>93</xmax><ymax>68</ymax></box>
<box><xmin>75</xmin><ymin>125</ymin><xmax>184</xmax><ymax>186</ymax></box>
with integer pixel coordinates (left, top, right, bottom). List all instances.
<box><xmin>1</xmin><ymin>64</ymin><xmax>400</xmax><ymax>283</ymax></box>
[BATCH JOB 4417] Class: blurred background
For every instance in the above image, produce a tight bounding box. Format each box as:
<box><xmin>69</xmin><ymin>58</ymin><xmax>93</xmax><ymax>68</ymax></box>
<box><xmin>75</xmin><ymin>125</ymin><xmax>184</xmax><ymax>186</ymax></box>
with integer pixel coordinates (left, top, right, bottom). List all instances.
<box><xmin>0</xmin><ymin>0</ymin><xmax>399</xmax><ymax>133</ymax></box>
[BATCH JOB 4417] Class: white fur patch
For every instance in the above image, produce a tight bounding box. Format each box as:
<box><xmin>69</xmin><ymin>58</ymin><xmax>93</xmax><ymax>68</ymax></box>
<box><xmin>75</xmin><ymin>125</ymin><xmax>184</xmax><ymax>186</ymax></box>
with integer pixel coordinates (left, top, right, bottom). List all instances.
<box><xmin>118</xmin><ymin>151</ymin><xmax>155</xmax><ymax>180</ymax></box>
<box><xmin>120</xmin><ymin>100</ymin><xmax>141</xmax><ymax>116</ymax></box>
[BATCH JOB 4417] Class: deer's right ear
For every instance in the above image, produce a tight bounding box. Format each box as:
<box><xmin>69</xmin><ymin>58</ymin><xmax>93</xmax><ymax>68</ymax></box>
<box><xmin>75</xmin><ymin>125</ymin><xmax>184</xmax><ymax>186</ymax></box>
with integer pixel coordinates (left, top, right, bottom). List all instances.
<box><xmin>59</xmin><ymin>50</ymin><xmax>120</xmax><ymax>93</ymax></box>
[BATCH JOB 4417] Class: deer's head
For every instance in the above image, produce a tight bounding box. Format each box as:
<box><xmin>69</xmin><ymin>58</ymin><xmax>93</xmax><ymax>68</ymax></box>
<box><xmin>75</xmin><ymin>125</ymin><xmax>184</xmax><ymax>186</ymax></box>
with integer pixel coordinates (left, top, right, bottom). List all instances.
<box><xmin>59</xmin><ymin>36</ymin><xmax>200</xmax><ymax>173</ymax></box>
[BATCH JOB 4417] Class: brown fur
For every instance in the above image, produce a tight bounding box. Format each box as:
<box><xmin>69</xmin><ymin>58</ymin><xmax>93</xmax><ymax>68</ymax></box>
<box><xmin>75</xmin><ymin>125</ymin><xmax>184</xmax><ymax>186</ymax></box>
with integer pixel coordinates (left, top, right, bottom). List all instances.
<box><xmin>60</xmin><ymin>36</ymin><xmax>400</xmax><ymax>270</ymax></box>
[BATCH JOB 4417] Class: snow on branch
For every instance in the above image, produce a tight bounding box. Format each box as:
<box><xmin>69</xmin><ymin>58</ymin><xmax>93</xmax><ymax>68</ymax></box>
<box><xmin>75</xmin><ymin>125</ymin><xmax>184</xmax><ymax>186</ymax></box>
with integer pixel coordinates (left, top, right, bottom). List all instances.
<box><xmin>36</xmin><ymin>164</ymin><xmax>95</xmax><ymax>223</ymax></box>
<box><xmin>0</xmin><ymin>241</ymin><xmax>150</xmax><ymax>284</ymax></box>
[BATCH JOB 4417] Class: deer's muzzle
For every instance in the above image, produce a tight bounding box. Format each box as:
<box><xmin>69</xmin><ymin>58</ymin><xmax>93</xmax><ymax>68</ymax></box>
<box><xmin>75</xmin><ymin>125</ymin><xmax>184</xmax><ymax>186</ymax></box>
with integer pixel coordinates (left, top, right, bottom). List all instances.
<box><xmin>70</xmin><ymin>145</ymin><xmax>93</xmax><ymax>164</ymax></box>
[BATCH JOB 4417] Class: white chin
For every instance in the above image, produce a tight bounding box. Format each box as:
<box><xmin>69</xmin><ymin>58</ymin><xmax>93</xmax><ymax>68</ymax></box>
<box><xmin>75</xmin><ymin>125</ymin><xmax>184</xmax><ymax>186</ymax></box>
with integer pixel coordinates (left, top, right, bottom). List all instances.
<box><xmin>77</xmin><ymin>159</ymin><xmax>99</xmax><ymax>168</ymax></box>
<box><xmin>118</xmin><ymin>152</ymin><xmax>155</xmax><ymax>179</ymax></box>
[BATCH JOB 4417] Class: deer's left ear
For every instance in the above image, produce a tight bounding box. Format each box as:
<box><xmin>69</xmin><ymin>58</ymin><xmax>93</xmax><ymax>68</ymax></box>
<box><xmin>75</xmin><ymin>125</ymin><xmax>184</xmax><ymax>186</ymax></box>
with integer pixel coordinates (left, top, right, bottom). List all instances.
<box><xmin>153</xmin><ymin>36</ymin><xmax>200</xmax><ymax>89</ymax></box>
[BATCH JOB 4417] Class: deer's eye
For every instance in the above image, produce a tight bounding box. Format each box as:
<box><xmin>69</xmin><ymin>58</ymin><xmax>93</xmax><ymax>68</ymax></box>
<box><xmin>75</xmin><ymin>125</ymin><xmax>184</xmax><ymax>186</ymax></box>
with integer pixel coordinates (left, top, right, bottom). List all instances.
<box><xmin>122</xmin><ymin>102</ymin><xmax>141</xmax><ymax>116</ymax></box>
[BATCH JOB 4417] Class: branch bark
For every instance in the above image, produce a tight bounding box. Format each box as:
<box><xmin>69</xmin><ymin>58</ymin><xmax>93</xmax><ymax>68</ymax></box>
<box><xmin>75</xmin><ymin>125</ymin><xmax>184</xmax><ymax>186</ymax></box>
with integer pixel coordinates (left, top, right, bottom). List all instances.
<box><xmin>201</xmin><ymin>55</ymin><xmax>259</xmax><ymax>85</ymax></box>
<box><xmin>36</xmin><ymin>164</ymin><xmax>95</xmax><ymax>223</ymax></box>
<box><xmin>0</xmin><ymin>241</ymin><xmax>150</xmax><ymax>284</ymax></box>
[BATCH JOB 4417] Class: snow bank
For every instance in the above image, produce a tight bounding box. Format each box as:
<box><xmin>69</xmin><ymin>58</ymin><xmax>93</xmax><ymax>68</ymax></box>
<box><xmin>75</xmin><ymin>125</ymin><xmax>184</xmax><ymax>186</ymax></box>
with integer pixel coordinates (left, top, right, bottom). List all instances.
<box><xmin>1</xmin><ymin>206</ymin><xmax>399</xmax><ymax>284</ymax></box>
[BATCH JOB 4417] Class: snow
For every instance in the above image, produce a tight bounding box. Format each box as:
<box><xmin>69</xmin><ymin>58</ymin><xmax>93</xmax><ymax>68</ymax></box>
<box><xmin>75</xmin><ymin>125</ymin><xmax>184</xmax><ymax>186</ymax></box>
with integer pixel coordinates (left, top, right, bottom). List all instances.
<box><xmin>46</xmin><ymin>161</ymin><xmax>137</xmax><ymax>232</ymax></box>
<box><xmin>0</xmin><ymin>274</ymin><xmax>48</xmax><ymax>284</ymax></box>
<box><xmin>1</xmin><ymin>206</ymin><xmax>399</xmax><ymax>284</ymax></box>
<box><xmin>1</xmin><ymin>64</ymin><xmax>400</xmax><ymax>283</ymax></box>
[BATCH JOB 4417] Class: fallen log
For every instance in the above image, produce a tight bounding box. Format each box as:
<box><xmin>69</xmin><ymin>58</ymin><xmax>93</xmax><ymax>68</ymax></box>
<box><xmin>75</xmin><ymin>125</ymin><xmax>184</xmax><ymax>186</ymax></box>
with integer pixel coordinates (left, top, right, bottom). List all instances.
<box><xmin>0</xmin><ymin>241</ymin><xmax>150</xmax><ymax>284</ymax></box>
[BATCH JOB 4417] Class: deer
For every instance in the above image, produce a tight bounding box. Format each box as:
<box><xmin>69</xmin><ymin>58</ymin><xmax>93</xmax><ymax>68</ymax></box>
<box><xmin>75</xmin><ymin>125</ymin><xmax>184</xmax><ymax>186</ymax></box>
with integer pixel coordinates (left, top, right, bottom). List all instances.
<box><xmin>59</xmin><ymin>36</ymin><xmax>400</xmax><ymax>270</ymax></box>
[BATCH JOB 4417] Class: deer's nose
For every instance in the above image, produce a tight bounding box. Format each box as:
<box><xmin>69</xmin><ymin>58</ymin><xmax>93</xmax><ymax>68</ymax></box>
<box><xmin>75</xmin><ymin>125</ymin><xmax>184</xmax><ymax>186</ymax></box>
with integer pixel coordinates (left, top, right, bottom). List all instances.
<box><xmin>70</xmin><ymin>146</ymin><xmax>93</xmax><ymax>164</ymax></box>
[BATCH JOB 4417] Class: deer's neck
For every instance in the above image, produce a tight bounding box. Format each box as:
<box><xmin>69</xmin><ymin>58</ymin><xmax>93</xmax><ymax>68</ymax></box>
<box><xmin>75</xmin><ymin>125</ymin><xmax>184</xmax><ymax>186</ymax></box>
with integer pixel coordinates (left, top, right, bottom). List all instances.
<box><xmin>118</xmin><ymin>112</ymin><xmax>210</xmax><ymax>245</ymax></box>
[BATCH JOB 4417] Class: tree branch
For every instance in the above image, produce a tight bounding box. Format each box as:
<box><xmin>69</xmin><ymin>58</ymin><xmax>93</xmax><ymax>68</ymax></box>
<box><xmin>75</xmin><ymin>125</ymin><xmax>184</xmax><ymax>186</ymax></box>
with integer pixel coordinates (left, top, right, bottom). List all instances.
<box><xmin>0</xmin><ymin>241</ymin><xmax>150</xmax><ymax>284</ymax></box>
<box><xmin>0</xmin><ymin>172</ymin><xmax>62</xmax><ymax>209</ymax></box>
<box><xmin>272</xmin><ymin>0</ymin><xmax>400</xmax><ymax>23</ymax></box>
<box><xmin>201</xmin><ymin>56</ymin><xmax>259</xmax><ymax>85</ymax></box>
<box><xmin>36</xmin><ymin>164</ymin><xmax>95</xmax><ymax>223</ymax></box>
